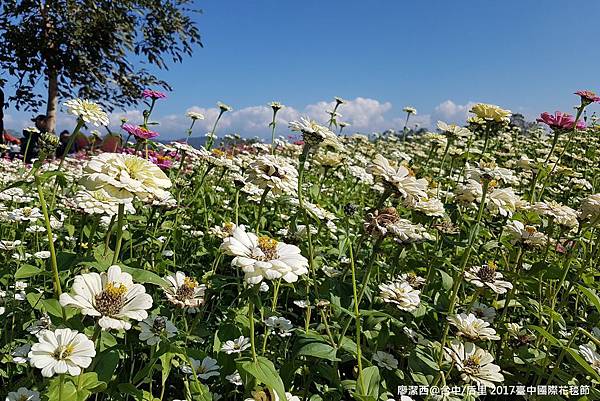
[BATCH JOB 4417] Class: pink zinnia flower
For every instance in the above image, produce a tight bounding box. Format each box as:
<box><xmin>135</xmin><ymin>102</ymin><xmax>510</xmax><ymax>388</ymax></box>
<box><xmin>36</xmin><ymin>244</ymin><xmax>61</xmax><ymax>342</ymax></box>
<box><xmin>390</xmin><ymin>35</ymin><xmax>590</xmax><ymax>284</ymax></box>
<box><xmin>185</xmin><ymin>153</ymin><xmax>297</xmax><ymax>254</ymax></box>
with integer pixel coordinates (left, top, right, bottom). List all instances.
<box><xmin>122</xmin><ymin>123</ymin><xmax>159</xmax><ymax>140</ymax></box>
<box><xmin>575</xmin><ymin>90</ymin><xmax>600</xmax><ymax>105</ymax></box>
<box><xmin>142</xmin><ymin>89</ymin><xmax>167</xmax><ymax>100</ymax></box>
<box><xmin>536</xmin><ymin>111</ymin><xmax>586</xmax><ymax>131</ymax></box>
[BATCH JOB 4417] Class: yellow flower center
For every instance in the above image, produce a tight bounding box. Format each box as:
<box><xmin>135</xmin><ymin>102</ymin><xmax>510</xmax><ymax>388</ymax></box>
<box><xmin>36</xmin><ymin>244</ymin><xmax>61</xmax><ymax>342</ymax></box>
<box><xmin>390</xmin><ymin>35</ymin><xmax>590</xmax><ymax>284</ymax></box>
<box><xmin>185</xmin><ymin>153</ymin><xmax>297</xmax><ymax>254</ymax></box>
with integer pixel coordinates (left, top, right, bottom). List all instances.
<box><xmin>95</xmin><ymin>282</ymin><xmax>127</xmax><ymax>316</ymax></box>
<box><xmin>477</xmin><ymin>262</ymin><xmax>497</xmax><ymax>283</ymax></box>
<box><xmin>258</xmin><ymin>236</ymin><xmax>278</xmax><ymax>260</ymax></box>
<box><xmin>464</xmin><ymin>355</ymin><xmax>481</xmax><ymax>372</ymax></box>
<box><xmin>176</xmin><ymin>276</ymin><xmax>198</xmax><ymax>301</ymax></box>
<box><xmin>53</xmin><ymin>344</ymin><xmax>75</xmax><ymax>360</ymax></box>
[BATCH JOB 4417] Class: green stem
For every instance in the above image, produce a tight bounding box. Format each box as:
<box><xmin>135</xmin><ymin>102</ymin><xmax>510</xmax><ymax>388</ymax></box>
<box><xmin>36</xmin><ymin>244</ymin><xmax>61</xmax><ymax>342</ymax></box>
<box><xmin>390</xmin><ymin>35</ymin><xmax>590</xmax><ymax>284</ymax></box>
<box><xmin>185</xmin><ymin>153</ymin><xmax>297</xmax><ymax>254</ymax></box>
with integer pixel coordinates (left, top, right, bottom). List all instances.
<box><xmin>111</xmin><ymin>204</ymin><xmax>125</xmax><ymax>265</ymax></box>
<box><xmin>436</xmin><ymin>180</ymin><xmax>490</xmax><ymax>368</ymax></box>
<box><xmin>255</xmin><ymin>187</ymin><xmax>270</xmax><ymax>234</ymax></box>
<box><xmin>249</xmin><ymin>296</ymin><xmax>258</xmax><ymax>363</ymax></box>
<box><xmin>36</xmin><ymin>175</ymin><xmax>61</xmax><ymax>296</ymax></box>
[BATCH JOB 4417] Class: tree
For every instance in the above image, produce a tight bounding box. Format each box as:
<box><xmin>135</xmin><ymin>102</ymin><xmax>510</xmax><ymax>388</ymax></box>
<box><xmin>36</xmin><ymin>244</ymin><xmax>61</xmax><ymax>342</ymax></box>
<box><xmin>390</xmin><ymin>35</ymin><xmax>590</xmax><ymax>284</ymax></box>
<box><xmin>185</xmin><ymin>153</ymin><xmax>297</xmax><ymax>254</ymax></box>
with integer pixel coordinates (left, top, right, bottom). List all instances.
<box><xmin>0</xmin><ymin>0</ymin><xmax>202</xmax><ymax>132</ymax></box>
<box><xmin>0</xmin><ymin>87</ymin><xmax>4</xmax><ymax>144</ymax></box>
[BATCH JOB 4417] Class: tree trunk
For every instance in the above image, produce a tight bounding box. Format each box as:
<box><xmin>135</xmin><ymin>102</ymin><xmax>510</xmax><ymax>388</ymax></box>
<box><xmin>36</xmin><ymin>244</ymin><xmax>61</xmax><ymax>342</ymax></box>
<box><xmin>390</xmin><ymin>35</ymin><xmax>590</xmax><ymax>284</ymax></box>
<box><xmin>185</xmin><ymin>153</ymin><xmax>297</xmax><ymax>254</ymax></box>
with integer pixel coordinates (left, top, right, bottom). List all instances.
<box><xmin>0</xmin><ymin>87</ymin><xmax>4</xmax><ymax>144</ymax></box>
<box><xmin>46</xmin><ymin>68</ymin><xmax>58</xmax><ymax>133</ymax></box>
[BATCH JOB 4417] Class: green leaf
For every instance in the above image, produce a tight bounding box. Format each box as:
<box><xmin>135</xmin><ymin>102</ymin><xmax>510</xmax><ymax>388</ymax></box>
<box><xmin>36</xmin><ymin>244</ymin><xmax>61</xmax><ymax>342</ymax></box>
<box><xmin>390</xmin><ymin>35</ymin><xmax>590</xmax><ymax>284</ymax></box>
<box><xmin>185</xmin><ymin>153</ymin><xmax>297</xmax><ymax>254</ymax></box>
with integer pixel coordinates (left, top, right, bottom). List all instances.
<box><xmin>117</xmin><ymin>383</ymin><xmax>160</xmax><ymax>401</ymax></box>
<box><xmin>438</xmin><ymin>269</ymin><xmax>453</xmax><ymax>290</ymax></box>
<box><xmin>46</xmin><ymin>377</ymin><xmax>78</xmax><ymax>401</ymax></box>
<box><xmin>528</xmin><ymin>325</ymin><xmax>560</xmax><ymax>346</ymax></box>
<box><xmin>238</xmin><ymin>356</ymin><xmax>286</xmax><ymax>401</ymax></box>
<box><xmin>578</xmin><ymin>284</ymin><xmax>600</xmax><ymax>315</ymax></box>
<box><xmin>296</xmin><ymin>341</ymin><xmax>339</xmax><ymax>361</ymax></box>
<box><xmin>357</xmin><ymin>366</ymin><xmax>380</xmax><ymax>399</ymax></box>
<box><xmin>14</xmin><ymin>264</ymin><xmax>41</xmax><ymax>279</ymax></box>
<box><xmin>120</xmin><ymin>266</ymin><xmax>167</xmax><ymax>288</ymax></box>
<box><xmin>94</xmin><ymin>349</ymin><xmax>120</xmax><ymax>383</ymax></box>
<box><xmin>42</xmin><ymin>299</ymin><xmax>64</xmax><ymax>318</ymax></box>
<box><xmin>565</xmin><ymin>347</ymin><xmax>600</xmax><ymax>380</ymax></box>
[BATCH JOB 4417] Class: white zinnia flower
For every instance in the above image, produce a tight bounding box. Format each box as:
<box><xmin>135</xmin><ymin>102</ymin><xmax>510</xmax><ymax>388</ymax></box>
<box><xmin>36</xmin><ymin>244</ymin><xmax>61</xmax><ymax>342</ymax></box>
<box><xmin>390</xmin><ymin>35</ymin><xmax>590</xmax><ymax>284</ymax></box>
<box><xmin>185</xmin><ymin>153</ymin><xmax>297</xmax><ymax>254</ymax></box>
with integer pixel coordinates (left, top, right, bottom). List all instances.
<box><xmin>579</xmin><ymin>344</ymin><xmax>600</xmax><ymax>374</ymax></box>
<box><xmin>59</xmin><ymin>265</ymin><xmax>153</xmax><ymax>330</ymax></box>
<box><xmin>64</xmin><ymin>98</ymin><xmax>110</xmax><ymax>127</ymax></box>
<box><xmin>448</xmin><ymin>313</ymin><xmax>500</xmax><ymax>341</ymax></box>
<box><xmin>220</xmin><ymin>225</ymin><xmax>309</xmax><ymax>284</ymax></box>
<box><xmin>411</xmin><ymin>198</ymin><xmax>445</xmax><ymax>217</ymax></box>
<box><xmin>437</xmin><ymin>121</ymin><xmax>471</xmax><ymax>138</ymax></box>
<box><xmin>486</xmin><ymin>187</ymin><xmax>519</xmax><ymax>217</ymax></box>
<box><xmin>74</xmin><ymin>188</ymin><xmax>136</xmax><ymax>215</ymax></box>
<box><xmin>444</xmin><ymin>340</ymin><xmax>504</xmax><ymax>388</ymax></box>
<box><xmin>580</xmin><ymin>193</ymin><xmax>600</xmax><ymax>222</ymax></box>
<box><xmin>6</xmin><ymin>387</ymin><xmax>41</xmax><ymax>401</ymax></box>
<box><xmin>367</xmin><ymin>154</ymin><xmax>428</xmax><ymax>202</ymax></box>
<box><xmin>379</xmin><ymin>281</ymin><xmax>420</xmax><ymax>312</ymax></box>
<box><xmin>163</xmin><ymin>271</ymin><xmax>206</xmax><ymax>309</ymax></box>
<box><xmin>187</xmin><ymin>111</ymin><xmax>205</xmax><ymax>120</ymax></box>
<box><xmin>470</xmin><ymin>302</ymin><xmax>496</xmax><ymax>323</ymax></box>
<box><xmin>246</xmin><ymin>155</ymin><xmax>298</xmax><ymax>196</ymax></box>
<box><xmin>28</xmin><ymin>328</ymin><xmax>96</xmax><ymax>377</ymax></box>
<box><xmin>455</xmin><ymin>179</ymin><xmax>483</xmax><ymax>203</ymax></box>
<box><xmin>226</xmin><ymin>370</ymin><xmax>243</xmax><ymax>386</ymax></box>
<box><xmin>528</xmin><ymin>200</ymin><xmax>579</xmax><ymax>229</ymax></box>
<box><xmin>289</xmin><ymin>117</ymin><xmax>343</xmax><ymax>150</ymax></box>
<box><xmin>182</xmin><ymin>356</ymin><xmax>220</xmax><ymax>380</ymax></box>
<box><xmin>80</xmin><ymin>153</ymin><xmax>172</xmax><ymax>202</ymax></box>
<box><xmin>503</xmin><ymin>220</ymin><xmax>547</xmax><ymax>248</ymax></box>
<box><xmin>264</xmin><ymin>316</ymin><xmax>293</xmax><ymax>337</ymax></box>
<box><xmin>139</xmin><ymin>315</ymin><xmax>177</xmax><ymax>345</ymax></box>
<box><xmin>464</xmin><ymin>263</ymin><xmax>513</xmax><ymax>294</ymax></box>
<box><xmin>221</xmin><ymin>336</ymin><xmax>251</xmax><ymax>354</ymax></box>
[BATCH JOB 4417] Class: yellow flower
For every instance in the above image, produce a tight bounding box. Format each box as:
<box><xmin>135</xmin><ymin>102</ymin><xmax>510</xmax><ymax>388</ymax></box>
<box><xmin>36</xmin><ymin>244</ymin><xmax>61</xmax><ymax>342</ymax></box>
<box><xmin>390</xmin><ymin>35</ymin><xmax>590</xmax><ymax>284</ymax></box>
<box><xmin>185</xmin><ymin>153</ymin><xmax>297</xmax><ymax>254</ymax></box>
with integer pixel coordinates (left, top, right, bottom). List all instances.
<box><xmin>470</xmin><ymin>103</ymin><xmax>511</xmax><ymax>123</ymax></box>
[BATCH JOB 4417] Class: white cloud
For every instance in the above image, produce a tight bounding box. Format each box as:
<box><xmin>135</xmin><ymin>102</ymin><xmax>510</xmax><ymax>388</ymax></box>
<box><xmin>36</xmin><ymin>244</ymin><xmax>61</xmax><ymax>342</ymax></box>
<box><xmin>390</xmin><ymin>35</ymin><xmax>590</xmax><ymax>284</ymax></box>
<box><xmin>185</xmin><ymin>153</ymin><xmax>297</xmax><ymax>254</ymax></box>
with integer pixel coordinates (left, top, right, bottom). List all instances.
<box><xmin>2</xmin><ymin>98</ymin><xmax>505</xmax><ymax>139</ymax></box>
<box><xmin>432</xmin><ymin>100</ymin><xmax>476</xmax><ymax>124</ymax></box>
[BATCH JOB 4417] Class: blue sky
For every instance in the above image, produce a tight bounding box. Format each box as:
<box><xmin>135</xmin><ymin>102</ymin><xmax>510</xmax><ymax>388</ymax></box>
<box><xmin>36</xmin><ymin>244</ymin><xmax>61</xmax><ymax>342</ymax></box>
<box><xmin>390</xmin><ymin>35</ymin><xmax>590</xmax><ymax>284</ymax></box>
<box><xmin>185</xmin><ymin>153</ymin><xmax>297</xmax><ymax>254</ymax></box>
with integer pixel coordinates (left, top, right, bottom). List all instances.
<box><xmin>4</xmin><ymin>0</ymin><xmax>600</xmax><ymax>138</ymax></box>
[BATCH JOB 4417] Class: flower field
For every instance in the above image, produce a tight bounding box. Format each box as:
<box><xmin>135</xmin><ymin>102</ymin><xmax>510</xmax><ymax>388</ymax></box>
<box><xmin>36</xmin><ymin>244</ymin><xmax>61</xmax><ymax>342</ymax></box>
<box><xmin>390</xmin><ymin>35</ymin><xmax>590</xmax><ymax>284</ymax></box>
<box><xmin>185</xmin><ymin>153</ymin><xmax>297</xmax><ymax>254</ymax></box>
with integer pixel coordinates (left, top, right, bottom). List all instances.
<box><xmin>3</xmin><ymin>91</ymin><xmax>600</xmax><ymax>401</ymax></box>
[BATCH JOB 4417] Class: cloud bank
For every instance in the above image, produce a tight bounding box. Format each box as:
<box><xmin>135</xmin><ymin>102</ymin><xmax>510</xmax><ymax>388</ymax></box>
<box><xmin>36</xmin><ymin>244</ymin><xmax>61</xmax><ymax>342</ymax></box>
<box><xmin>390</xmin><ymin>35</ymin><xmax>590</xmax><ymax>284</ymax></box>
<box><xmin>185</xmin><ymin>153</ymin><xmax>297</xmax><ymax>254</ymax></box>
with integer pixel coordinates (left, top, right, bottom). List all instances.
<box><xmin>4</xmin><ymin>98</ymin><xmax>484</xmax><ymax>139</ymax></box>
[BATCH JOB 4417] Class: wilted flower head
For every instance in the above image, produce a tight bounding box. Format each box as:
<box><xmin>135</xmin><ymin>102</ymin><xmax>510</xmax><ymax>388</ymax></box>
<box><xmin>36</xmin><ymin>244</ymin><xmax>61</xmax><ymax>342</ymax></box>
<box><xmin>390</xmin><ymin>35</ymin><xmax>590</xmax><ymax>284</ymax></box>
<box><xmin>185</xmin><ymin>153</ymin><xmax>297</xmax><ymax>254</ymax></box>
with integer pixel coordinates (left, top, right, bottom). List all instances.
<box><xmin>64</xmin><ymin>98</ymin><xmax>110</xmax><ymax>127</ymax></box>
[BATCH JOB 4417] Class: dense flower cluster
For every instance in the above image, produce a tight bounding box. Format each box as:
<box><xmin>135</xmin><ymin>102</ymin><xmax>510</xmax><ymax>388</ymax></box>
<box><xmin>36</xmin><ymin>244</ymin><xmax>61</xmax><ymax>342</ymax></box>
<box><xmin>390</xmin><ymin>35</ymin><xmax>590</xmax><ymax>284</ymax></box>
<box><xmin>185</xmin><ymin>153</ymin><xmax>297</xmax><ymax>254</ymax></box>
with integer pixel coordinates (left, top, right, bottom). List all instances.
<box><xmin>3</xmin><ymin>92</ymin><xmax>600</xmax><ymax>401</ymax></box>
